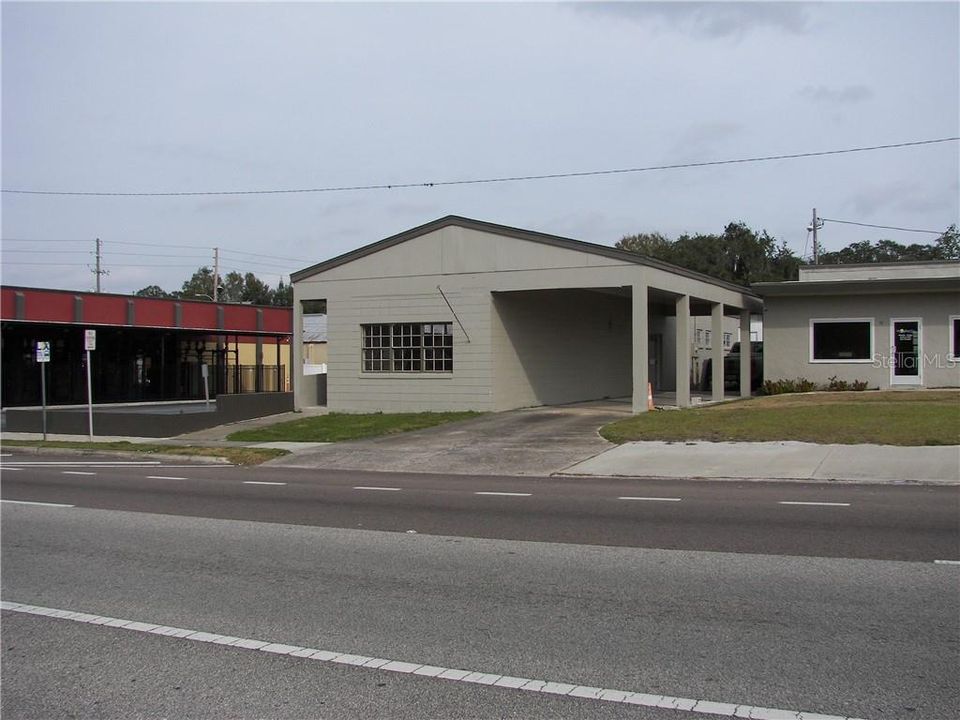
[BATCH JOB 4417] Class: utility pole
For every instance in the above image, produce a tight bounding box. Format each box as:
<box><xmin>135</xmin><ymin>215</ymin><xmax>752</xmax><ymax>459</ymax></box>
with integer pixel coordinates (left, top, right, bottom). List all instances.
<box><xmin>213</xmin><ymin>246</ymin><xmax>220</xmax><ymax>301</ymax></box>
<box><xmin>92</xmin><ymin>238</ymin><xmax>109</xmax><ymax>292</ymax></box>
<box><xmin>810</xmin><ymin>208</ymin><xmax>824</xmax><ymax>265</ymax></box>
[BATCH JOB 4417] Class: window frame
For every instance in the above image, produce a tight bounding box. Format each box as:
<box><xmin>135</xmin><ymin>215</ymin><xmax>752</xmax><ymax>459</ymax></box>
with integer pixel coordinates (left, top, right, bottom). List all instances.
<box><xmin>948</xmin><ymin>315</ymin><xmax>960</xmax><ymax>362</ymax></box>
<box><xmin>808</xmin><ymin>317</ymin><xmax>874</xmax><ymax>364</ymax></box>
<box><xmin>360</xmin><ymin>322</ymin><xmax>453</xmax><ymax>374</ymax></box>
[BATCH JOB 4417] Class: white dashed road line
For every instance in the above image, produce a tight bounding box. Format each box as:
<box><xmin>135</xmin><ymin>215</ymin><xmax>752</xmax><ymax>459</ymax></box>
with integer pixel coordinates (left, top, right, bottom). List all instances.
<box><xmin>778</xmin><ymin>501</ymin><xmax>850</xmax><ymax>507</ymax></box>
<box><xmin>243</xmin><ymin>481</ymin><xmax>287</xmax><ymax>486</ymax></box>
<box><xmin>0</xmin><ymin>461</ymin><xmax>162</xmax><ymax>466</ymax></box>
<box><xmin>0</xmin><ymin>467</ymin><xmax>22</xmax><ymax>471</ymax></box>
<box><xmin>0</xmin><ymin>500</ymin><xmax>75</xmax><ymax>508</ymax></box>
<box><xmin>618</xmin><ymin>496</ymin><xmax>682</xmax><ymax>502</ymax></box>
<box><xmin>146</xmin><ymin>476</ymin><xmax>188</xmax><ymax>481</ymax></box>
<box><xmin>0</xmin><ymin>600</ymin><xmax>868</xmax><ymax>720</ymax></box>
<box><xmin>353</xmin><ymin>486</ymin><xmax>402</xmax><ymax>492</ymax></box>
<box><xmin>933</xmin><ymin>559</ymin><xmax>960</xmax><ymax>565</ymax></box>
<box><xmin>62</xmin><ymin>471</ymin><xmax>96</xmax><ymax>476</ymax></box>
<box><xmin>474</xmin><ymin>492</ymin><xmax>532</xmax><ymax>497</ymax></box>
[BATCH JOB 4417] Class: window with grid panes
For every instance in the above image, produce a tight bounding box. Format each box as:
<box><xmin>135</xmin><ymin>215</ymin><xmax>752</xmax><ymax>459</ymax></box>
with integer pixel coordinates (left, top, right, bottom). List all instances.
<box><xmin>362</xmin><ymin>323</ymin><xmax>453</xmax><ymax>372</ymax></box>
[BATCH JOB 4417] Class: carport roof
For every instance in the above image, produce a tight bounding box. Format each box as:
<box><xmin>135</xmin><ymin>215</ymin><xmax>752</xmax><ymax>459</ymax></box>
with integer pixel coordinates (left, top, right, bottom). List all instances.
<box><xmin>291</xmin><ymin>215</ymin><xmax>759</xmax><ymax>298</ymax></box>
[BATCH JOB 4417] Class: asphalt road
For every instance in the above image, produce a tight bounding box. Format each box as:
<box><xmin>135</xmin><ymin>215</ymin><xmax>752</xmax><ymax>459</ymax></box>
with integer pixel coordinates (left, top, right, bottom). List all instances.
<box><xmin>2</xmin><ymin>452</ymin><xmax>959</xmax><ymax>719</ymax></box>
<box><xmin>1</xmin><ymin>451</ymin><xmax>957</xmax><ymax>561</ymax></box>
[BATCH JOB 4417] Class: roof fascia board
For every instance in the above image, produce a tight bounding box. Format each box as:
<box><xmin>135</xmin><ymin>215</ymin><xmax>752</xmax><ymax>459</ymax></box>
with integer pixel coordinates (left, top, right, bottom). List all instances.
<box><xmin>754</xmin><ymin>277</ymin><xmax>960</xmax><ymax>296</ymax></box>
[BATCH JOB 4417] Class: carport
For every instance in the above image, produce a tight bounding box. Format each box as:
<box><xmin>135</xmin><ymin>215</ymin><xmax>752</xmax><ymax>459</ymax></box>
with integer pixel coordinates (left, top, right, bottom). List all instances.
<box><xmin>292</xmin><ymin>216</ymin><xmax>761</xmax><ymax>414</ymax></box>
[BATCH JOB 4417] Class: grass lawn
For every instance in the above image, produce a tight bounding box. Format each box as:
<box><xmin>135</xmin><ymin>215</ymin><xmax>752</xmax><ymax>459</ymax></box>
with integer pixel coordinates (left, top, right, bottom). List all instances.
<box><xmin>226</xmin><ymin>411</ymin><xmax>482</xmax><ymax>443</ymax></box>
<box><xmin>600</xmin><ymin>390</ymin><xmax>960</xmax><ymax>446</ymax></box>
<box><xmin>0</xmin><ymin>440</ymin><xmax>288</xmax><ymax>466</ymax></box>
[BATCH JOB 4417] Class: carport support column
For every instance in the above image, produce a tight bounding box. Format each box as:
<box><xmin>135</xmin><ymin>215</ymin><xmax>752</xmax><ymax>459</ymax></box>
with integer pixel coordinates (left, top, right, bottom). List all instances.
<box><xmin>740</xmin><ymin>310</ymin><xmax>752</xmax><ymax>397</ymax></box>
<box><xmin>631</xmin><ymin>283</ymin><xmax>649</xmax><ymax>413</ymax></box>
<box><xmin>675</xmin><ymin>295</ymin><xmax>691</xmax><ymax>408</ymax></box>
<box><xmin>711</xmin><ymin>303</ymin><xmax>724</xmax><ymax>402</ymax></box>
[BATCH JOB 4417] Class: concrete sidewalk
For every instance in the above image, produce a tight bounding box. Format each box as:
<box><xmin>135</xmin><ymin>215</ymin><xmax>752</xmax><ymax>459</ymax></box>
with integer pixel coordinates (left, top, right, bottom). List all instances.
<box><xmin>562</xmin><ymin>440</ymin><xmax>960</xmax><ymax>484</ymax></box>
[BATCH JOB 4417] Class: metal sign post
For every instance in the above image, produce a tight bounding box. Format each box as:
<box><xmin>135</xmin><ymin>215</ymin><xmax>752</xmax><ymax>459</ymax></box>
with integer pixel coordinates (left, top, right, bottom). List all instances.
<box><xmin>84</xmin><ymin>330</ymin><xmax>96</xmax><ymax>439</ymax></box>
<box><xmin>201</xmin><ymin>363</ymin><xmax>211</xmax><ymax>410</ymax></box>
<box><xmin>35</xmin><ymin>342</ymin><xmax>50</xmax><ymax>441</ymax></box>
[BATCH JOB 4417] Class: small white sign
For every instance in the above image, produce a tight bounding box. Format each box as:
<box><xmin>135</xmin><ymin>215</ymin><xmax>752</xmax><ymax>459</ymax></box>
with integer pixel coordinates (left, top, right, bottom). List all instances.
<box><xmin>201</xmin><ymin>363</ymin><xmax>209</xmax><ymax>379</ymax></box>
<box><xmin>84</xmin><ymin>329</ymin><xmax>97</xmax><ymax>351</ymax></box>
<box><xmin>36</xmin><ymin>341</ymin><xmax>51</xmax><ymax>363</ymax></box>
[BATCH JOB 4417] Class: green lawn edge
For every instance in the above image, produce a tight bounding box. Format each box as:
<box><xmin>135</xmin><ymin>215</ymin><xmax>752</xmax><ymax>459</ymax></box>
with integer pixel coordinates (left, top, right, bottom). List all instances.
<box><xmin>227</xmin><ymin>411</ymin><xmax>483</xmax><ymax>443</ymax></box>
<box><xmin>0</xmin><ymin>439</ymin><xmax>288</xmax><ymax>466</ymax></box>
<box><xmin>599</xmin><ymin>390</ymin><xmax>960</xmax><ymax>446</ymax></box>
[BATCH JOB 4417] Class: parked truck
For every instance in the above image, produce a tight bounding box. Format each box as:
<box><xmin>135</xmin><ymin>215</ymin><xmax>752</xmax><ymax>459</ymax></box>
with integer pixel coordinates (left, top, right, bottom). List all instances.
<box><xmin>699</xmin><ymin>341</ymin><xmax>763</xmax><ymax>393</ymax></box>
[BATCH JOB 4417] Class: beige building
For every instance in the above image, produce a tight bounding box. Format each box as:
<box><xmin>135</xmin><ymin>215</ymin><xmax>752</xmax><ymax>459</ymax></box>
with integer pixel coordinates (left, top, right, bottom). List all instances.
<box><xmin>291</xmin><ymin>216</ymin><xmax>762</xmax><ymax>413</ymax></box>
<box><xmin>755</xmin><ymin>261</ymin><xmax>960</xmax><ymax>389</ymax></box>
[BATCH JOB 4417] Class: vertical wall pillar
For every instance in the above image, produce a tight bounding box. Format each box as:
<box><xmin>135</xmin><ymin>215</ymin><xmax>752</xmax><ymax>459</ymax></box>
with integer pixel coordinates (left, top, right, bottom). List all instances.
<box><xmin>740</xmin><ymin>310</ymin><xmax>752</xmax><ymax>397</ymax></box>
<box><xmin>711</xmin><ymin>303</ymin><xmax>725</xmax><ymax>402</ymax></box>
<box><xmin>675</xmin><ymin>295</ymin><xmax>691</xmax><ymax>407</ymax></box>
<box><xmin>631</xmin><ymin>283</ymin><xmax>649</xmax><ymax>413</ymax></box>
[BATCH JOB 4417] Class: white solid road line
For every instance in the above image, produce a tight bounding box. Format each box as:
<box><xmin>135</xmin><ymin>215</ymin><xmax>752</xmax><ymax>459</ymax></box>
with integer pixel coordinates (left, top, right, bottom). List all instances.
<box><xmin>146</xmin><ymin>476</ymin><xmax>188</xmax><ymax>481</ymax></box>
<box><xmin>62</xmin><ymin>471</ymin><xmax>96</xmax><ymax>476</ymax></box>
<box><xmin>474</xmin><ymin>491</ymin><xmax>532</xmax><ymax>497</ymax></box>
<box><xmin>0</xmin><ymin>500</ymin><xmax>75</xmax><ymax>508</ymax></box>
<box><xmin>778</xmin><ymin>501</ymin><xmax>851</xmax><ymax>507</ymax></box>
<box><xmin>0</xmin><ymin>600</ymin><xmax>868</xmax><ymax>720</ymax></box>
<box><xmin>243</xmin><ymin>481</ymin><xmax>287</xmax><ymax>486</ymax></box>
<box><xmin>618</xmin><ymin>496</ymin><xmax>682</xmax><ymax>502</ymax></box>
<box><xmin>353</xmin><ymin>486</ymin><xmax>402</xmax><ymax>491</ymax></box>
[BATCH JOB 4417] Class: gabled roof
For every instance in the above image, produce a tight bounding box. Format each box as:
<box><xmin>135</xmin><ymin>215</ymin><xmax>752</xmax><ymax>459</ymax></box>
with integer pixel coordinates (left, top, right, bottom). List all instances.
<box><xmin>291</xmin><ymin>215</ymin><xmax>758</xmax><ymax>297</ymax></box>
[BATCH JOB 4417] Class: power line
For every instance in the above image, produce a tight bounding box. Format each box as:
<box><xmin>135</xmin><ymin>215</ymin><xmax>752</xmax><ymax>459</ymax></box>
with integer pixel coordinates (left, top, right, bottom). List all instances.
<box><xmin>2</xmin><ymin>137</ymin><xmax>956</xmax><ymax>197</ymax></box>
<box><xmin>819</xmin><ymin>218</ymin><xmax>948</xmax><ymax>235</ymax></box>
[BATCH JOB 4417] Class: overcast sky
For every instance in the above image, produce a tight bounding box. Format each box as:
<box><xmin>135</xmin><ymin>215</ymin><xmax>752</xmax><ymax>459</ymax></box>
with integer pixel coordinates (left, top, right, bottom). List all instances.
<box><xmin>2</xmin><ymin>1</ymin><xmax>958</xmax><ymax>295</ymax></box>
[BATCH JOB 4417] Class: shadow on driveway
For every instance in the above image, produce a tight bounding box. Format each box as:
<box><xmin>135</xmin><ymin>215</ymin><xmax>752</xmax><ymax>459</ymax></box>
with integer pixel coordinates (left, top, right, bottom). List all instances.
<box><xmin>267</xmin><ymin>400</ymin><xmax>631</xmax><ymax>476</ymax></box>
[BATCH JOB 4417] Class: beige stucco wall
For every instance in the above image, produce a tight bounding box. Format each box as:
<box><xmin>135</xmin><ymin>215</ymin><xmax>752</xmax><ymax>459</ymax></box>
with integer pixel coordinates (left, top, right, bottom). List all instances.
<box><xmin>491</xmin><ymin>290</ymin><xmax>631</xmax><ymax>410</ymax></box>
<box><xmin>763</xmin><ymin>292</ymin><xmax>960</xmax><ymax>389</ymax></box>
<box><xmin>293</xmin><ymin>224</ymin><xmax>759</xmax><ymax>412</ymax></box>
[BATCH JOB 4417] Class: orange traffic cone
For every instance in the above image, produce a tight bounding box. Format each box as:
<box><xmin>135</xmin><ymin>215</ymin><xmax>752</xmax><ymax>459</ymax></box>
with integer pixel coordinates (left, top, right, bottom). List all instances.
<box><xmin>647</xmin><ymin>382</ymin><xmax>655</xmax><ymax>411</ymax></box>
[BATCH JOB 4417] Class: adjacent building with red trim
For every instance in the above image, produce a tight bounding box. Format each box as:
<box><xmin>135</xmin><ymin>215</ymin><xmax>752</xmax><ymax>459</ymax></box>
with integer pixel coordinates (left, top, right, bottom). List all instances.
<box><xmin>1</xmin><ymin>286</ymin><xmax>292</xmax><ymax>407</ymax></box>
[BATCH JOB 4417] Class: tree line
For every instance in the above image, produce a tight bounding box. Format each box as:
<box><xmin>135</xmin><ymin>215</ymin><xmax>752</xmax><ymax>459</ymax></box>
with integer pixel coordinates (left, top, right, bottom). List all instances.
<box><xmin>615</xmin><ymin>223</ymin><xmax>958</xmax><ymax>286</ymax></box>
<box><xmin>136</xmin><ymin>267</ymin><xmax>292</xmax><ymax>306</ymax></box>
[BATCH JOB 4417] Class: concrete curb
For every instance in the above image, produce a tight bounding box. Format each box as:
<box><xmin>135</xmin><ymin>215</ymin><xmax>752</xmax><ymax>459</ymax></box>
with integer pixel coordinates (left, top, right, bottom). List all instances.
<box><xmin>553</xmin><ymin>472</ymin><xmax>959</xmax><ymax>486</ymax></box>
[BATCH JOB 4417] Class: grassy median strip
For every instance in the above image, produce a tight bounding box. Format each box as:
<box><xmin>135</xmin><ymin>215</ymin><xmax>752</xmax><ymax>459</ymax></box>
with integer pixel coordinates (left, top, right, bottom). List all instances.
<box><xmin>600</xmin><ymin>390</ymin><xmax>960</xmax><ymax>446</ymax></box>
<box><xmin>0</xmin><ymin>440</ymin><xmax>288</xmax><ymax>466</ymax></box>
<box><xmin>227</xmin><ymin>411</ymin><xmax>482</xmax><ymax>443</ymax></box>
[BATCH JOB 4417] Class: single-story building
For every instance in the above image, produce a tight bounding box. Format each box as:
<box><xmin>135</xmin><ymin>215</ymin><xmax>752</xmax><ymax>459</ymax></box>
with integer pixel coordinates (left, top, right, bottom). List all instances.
<box><xmin>291</xmin><ymin>216</ymin><xmax>762</xmax><ymax>414</ymax></box>
<box><xmin>754</xmin><ymin>261</ymin><xmax>960</xmax><ymax>389</ymax></box>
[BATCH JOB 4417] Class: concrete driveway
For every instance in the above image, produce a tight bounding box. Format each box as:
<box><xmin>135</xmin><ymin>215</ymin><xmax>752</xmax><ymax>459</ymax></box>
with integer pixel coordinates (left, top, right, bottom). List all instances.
<box><xmin>268</xmin><ymin>400</ymin><xmax>631</xmax><ymax>475</ymax></box>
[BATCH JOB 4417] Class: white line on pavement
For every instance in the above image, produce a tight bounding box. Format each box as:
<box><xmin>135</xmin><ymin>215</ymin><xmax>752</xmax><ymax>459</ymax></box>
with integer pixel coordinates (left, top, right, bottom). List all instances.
<box><xmin>62</xmin><ymin>471</ymin><xmax>96</xmax><ymax>476</ymax></box>
<box><xmin>146</xmin><ymin>476</ymin><xmax>188</xmax><ymax>481</ymax></box>
<box><xmin>353</xmin><ymin>486</ymin><xmax>401</xmax><ymax>491</ymax></box>
<box><xmin>0</xmin><ymin>500</ymin><xmax>75</xmax><ymax>508</ymax></box>
<box><xmin>243</xmin><ymin>481</ymin><xmax>287</xmax><ymax>486</ymax></box>
<box><xmin>474</xmin><ymin>492</ymin><xmax>532</xmax><ymax>497</ymax></box>
<box><xmin>933</xmin><ymin>559</ymin><xmax>960</xmax><ymax>565</ymax></box>
<box><xmin>778</xmin><ymin>501</ymin><xmax>850</xmax><ymax>507</ymax></box>
<box><xmin>0</xmin><ymin>467</ymin><xmax>22</xmax><ymax>471</ymax></box>
<box><xmin>618</xmin><ymin>496</ymin><xmax>682</xmax><ymax>502</ymax></box>
<box><xmin>0</xmin><ymin>600</ymin><xmax>868</xmax><ymax>720</ymax></box>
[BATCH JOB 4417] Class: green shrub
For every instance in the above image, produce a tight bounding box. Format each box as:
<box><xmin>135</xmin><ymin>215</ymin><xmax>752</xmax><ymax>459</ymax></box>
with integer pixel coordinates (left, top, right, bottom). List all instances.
<box><xmin>764</xmin><ymin>376</ymin><xmax>872</xmax><ymax>395</ymax></box>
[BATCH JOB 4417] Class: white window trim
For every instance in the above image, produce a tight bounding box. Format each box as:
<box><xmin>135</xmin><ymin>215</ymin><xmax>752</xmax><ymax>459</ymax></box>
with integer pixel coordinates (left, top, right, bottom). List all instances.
<box><xmin>949</xmin><ymin>315</ymin><xmax>960</xmax><ymax>362</ymax></box>
<box><xmin>808</xmin><ymin>317</ymin><xmax>874</xmax><ymax>364</ymax></box>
